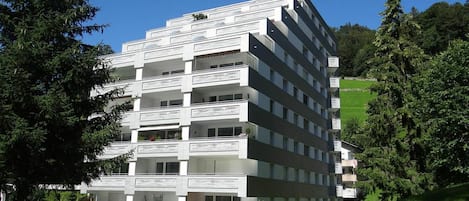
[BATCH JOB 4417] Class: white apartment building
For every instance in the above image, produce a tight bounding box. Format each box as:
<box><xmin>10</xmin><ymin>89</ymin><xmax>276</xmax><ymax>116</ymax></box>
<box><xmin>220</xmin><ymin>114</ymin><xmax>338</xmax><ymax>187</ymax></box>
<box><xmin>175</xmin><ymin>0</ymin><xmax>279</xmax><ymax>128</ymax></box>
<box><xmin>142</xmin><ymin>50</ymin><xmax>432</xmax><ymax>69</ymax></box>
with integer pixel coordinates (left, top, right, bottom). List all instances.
<box><xmin>81</xmin><ymin>0</ymin><xmax>342</xmax><ymax>201</ymax></box>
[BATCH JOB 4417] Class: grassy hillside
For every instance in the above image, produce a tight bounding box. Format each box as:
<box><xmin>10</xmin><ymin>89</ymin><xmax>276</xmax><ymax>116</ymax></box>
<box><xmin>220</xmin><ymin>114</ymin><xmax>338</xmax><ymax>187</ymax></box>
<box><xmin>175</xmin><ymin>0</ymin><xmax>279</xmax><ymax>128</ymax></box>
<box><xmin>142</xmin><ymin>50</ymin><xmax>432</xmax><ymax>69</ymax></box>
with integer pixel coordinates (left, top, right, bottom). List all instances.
<box><xmin>405</xmin><ymin>183</ymin><xmax>469</xmax><ymax>201</ymax></box>
<box><xmin>339</xmin><ymin>79</ymin><xmax>375</xmax><ymax>126</ymax></box>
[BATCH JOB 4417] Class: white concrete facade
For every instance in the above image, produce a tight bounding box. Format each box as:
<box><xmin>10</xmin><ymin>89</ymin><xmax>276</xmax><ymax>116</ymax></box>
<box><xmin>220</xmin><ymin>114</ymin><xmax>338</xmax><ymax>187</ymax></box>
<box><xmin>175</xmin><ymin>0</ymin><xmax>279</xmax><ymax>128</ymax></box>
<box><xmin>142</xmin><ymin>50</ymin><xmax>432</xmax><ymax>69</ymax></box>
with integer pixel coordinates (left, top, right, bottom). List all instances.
<box><xmin>82</xmin><ymin>0</ymin><xmax>342</xmax><ymax>201</ymax></box>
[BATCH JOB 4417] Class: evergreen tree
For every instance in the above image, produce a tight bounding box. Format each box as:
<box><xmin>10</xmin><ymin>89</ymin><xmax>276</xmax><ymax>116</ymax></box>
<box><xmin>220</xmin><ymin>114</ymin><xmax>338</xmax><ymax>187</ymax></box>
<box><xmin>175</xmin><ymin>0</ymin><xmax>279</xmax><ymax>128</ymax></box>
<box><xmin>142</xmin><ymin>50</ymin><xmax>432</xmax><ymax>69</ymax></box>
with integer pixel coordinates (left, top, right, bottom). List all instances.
<box><xmin>411</xmin><ymin>39</ymin><xmax>469</xmax><ymax>187</ymax></box>
<box><xmin>0</xmin><ymin>0</ymin><xmax>130</xmax><ymax>200</ymax></box>
<box><xmin>355</xmin><ymin>0</ymin><xmax>433</xmax><ymax>199</ymax></box>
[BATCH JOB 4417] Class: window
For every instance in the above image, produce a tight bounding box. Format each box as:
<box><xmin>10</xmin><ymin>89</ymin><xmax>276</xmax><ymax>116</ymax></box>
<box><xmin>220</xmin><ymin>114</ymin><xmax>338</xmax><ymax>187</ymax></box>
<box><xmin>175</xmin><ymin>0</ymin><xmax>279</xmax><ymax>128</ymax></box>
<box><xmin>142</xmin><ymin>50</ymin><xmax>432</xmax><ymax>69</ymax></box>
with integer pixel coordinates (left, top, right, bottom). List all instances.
<box><xmin>155</xmin><ymin>162</ymin><xmax>179</xmax><ymax>175</ymax></box>
<box><xmin>293</xmin><ymin>141</ymin><xmax>298</xmax><ymax>153</ymax></box>
<box><xmin>112</xmin><ymin>163</ymin><xmax>129</xmax><ymax>174</ymax></box>
<box><xmin>283</xmin><ymin>137</ymin><xmax>288</xmax><ymax>150</ymax></box>
<box><xmin>269</xmin><ymin>131</ymin><xmax>275</xmax><ymax>145</ymax></box>
<box><xmin>303</xmin><ymin>46</ymin><xmax>308</xmax><ymax>57</ymax></box>
<box><xmin>270</xmin><ymin>69</ymin><xmax>275</xmax><ymax>81</ymax></box>
<box><xmin>270</xmin><ymin>163</ymin><xmax>275</xmax><ymax>179</ymax></box>
<box><xmin>293</xmin><ymin>113</ymin><xmax>299</xmax><ymax>125</ymax></box>
<box><xmin>169</xmin><ymin>99</ymin><xmax>182</xmax><ymax>106</ymax></box>
<box><xmin>304</xmin><ymin>119</ymin><xmax>309</xmax><ymax>131</ymax></box>
<box><xmin>208</xmin><ymin>127</ymin><xmax>243</xmax><ymax>137</ymax></box>
<box><xmin>303</xmin><ymin>94</ymin><xmax>308</xmax><ymax>105</ymax></box>
<box><xmin>282</xmin><ymin>79</ymin><xmax>288</xmax><ymax>91</ymax></box>
<box><xmin>211</xmin><ymin>94</ymin><xmax>243</xmax><ymax>102</ymax></box>
<box><xmin>304</xmin><ymin>145</ymin><xmax>309</xmax><ymax>156</ymax></box>
<box><xmin>293</xmin><ymin>87</ymin><xmax>298</xmax><ymax>98</ymax></box>
<box><xmin>269</xmin><ymin>100</ymin><xmax>274</xmax><ymax>113</ymax></box>
<box><xmin>208</xmin><ymin>128</ymin><xmax>216</xmax><ymax>137</ymax></box>
<box><xmin>283</xmin><ymin>107</ymin><xmax>288</xmax><ymax>120</ymax></box>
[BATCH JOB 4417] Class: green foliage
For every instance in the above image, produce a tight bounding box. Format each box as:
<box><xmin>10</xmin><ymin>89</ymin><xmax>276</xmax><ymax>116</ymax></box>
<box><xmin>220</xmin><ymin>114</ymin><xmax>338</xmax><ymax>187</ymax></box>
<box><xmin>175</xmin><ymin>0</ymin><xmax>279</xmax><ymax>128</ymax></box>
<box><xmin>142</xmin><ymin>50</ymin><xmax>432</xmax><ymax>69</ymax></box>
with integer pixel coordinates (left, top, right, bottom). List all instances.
<box><xmin>192</xmin><ymin>13</ymin><xmax>208</xmax><ymax>21</ymax></box>
<box><xmin>0</xmin><ymin>0</ymin><xmax>130</xmax><ymax>200</ymax></box>
<box><xmin>355</xmin><ymin>0</ymin><xmax>434</xmax><ymax>199</ymax></box>
<box><xmin>411</xmin><ymin>39</ymin><xmax>469</xmax><ymax>186</ymax></box>
<box><xmin>334</xmin><ymin>23</ymin><xmax>375</xmax><ymax>77</ymax></box>
<box><xmin>414</xmin><ymin>2</ymin><xmax>469</xmax><ymax>54</ymax></box>
<box><xmin>342</xmin><ymin>117</ymin><xmax>360</xmax><ymax>144</ymax></box>
<box><xmin>405</xmin><ymin>182</ymin><xmax>469</xmax><ymax>201</ymax></box>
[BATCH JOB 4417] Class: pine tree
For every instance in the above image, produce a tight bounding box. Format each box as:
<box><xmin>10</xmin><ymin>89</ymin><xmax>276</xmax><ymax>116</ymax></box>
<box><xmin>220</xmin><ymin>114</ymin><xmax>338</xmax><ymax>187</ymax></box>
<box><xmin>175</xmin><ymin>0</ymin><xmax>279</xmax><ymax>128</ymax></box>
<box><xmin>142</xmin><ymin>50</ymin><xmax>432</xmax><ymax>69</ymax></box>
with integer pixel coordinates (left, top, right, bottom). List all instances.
<box><xmin>0</xmin><ymin>0</ymin><xmax>130</xmax><ymax>200</ymax></box>
<box><xmin>355</xmin><ymin>0</ymin><xmax>433</xmax><ymax>199</ymax></box>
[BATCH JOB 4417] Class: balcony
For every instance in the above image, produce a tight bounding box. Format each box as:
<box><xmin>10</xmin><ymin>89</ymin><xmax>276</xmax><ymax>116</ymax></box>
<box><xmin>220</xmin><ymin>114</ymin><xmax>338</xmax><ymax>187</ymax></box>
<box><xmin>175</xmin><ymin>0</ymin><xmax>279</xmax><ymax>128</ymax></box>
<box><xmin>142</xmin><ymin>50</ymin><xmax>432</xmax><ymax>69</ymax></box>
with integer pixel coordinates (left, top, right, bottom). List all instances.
<box><xmin>336</xmin><ymin>185</ymin><xmax>343</xmax><ymax>197</ymax></box>
<box><xmin>330</xmin><ymin>98</ymin><xmax>340</xmax><ymax>111</ymax></box>
<box><xmin>141</xmin><ymin>75</ymin><xmax>183</xmax><ymax>93</ymax></box>
<box><xmin>342</xmin><ymin>159</ymin><xmax>358</xmax><ymax>168</ymax></box>
<box><xmin>81</xmin><ymin>175</ymin><xmax>248</xmax><ymax>196</ymax></box>
<box><xmin>342</xmin><ymin>174</ymin><xmax>357</xmax><ymax>182</ymax></box>
<box><xmin>327</xmin><ymin>57</ymin><xmax>339</xmax><ymax>73</ymax></box>
<box><xmin>100</xmin><ymin>137</ymin><xmax>248</xmax><ymax>160</ymax></box>
<box><xmin>333</xmin><ymin>140</ymin><xmax>341</xmax><ymax>152</ymax></box>
<box><xmin>335</xmin><ymin>162</ymin><xmax>343</xmax><ymax>174</ymax></box>
<box><xmin>190</xmin><ymin>65</ymin><xmax>249</xmax><ymax>89</ymax></box>
<box><xmin>330</xmin><ymin>118</ymin><xmax>341</xmax><ymax>131</ymax></box>
<box><xmin>329</xmin><ymin>77</ymin><xmax>340</xmax><ymax>90</ymax></box>
<box><xmin>343</xmin><ymin>188</ymin><xmax>358</xmax><ymax>199</ymax></box>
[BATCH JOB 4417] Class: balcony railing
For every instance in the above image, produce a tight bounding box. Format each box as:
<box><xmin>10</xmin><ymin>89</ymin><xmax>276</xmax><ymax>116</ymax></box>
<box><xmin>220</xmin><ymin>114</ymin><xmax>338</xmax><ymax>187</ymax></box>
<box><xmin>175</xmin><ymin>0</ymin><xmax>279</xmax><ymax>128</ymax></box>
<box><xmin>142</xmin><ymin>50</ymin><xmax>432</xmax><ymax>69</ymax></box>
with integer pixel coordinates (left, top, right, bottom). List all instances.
<box><xmin>327</xmin><ymin>57</ymin><xmax>339</xmax><ymax>73</ymax></box>
<box><xmin>342</xmin><ymin>159</ymin><xmax>358</xmax><ymax>168</ymax></box>
<box><xmin>342</xmin><ymin>174</ymin><xmax>357</xmax><ymax>182</ymax></box>
<box><xmin>330</xmin><ymin>98</ymin><xmax>340</xmax><ymax>111</ymax></box>
<box><xmin>336</xmin><ymin>185</ymin><xmax>343</xmax><ymax>197</ymax></box>
<box><xmin>329</xmin><ymin>77</ymin><xmax>340</xmax><ymax>89</ymax></box>
<box><xmin>343</xmin><ymin>188</ymin><xmax>358</xmax><ymax>199</ymax></box>
<box><xmin>333</xmin><ymin>140</ymin><xmax>341</xmax><ymax>152</ymax></box>
<box><xmin>94</xmin><ymin>66</ymin><xmax>249</xmax><ymax>97</ymax></box>
<box><xmin>100</xmin><ymin>136</ymin><xmax>248</xmax><ymax>159</ymax></box>
<box><xmin>81</xmin><ymin>174</ymin><xmax>248</xmax><ymax>196</ymax></box>
<box><xmin>331</xmin><ymin>118</ymin><xmax>341</xmax><ymax>131</ymax></box>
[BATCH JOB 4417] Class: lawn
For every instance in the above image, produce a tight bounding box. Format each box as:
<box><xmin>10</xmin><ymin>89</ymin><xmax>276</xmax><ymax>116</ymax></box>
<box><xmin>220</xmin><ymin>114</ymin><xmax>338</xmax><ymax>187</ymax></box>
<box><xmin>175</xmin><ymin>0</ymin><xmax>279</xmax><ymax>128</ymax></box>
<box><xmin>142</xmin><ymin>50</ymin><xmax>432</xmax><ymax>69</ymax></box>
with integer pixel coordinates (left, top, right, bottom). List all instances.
<box><xmin>339</xmin><ymin>79</ymin><xmax>376</xmax><ymax>126</ymax></box>
<box><xmin>405</xmin><ymin>183</ymin><xmax>469</xmax><ymax>201</ymax></box>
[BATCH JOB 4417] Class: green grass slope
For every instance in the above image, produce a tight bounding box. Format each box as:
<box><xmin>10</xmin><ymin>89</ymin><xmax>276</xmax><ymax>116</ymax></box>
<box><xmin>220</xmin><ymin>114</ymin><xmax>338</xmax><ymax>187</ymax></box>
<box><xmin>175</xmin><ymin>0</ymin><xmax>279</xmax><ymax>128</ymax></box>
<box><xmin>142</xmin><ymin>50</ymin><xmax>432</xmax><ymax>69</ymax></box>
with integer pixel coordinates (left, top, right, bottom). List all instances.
<box><xmin>339</xmin><ymin>79</ymin><xmax>375</xmax><ymax>126</ymax></box>
<box><xmin>405</xmin><ymin>183</ymin><xmax>469</xmax><ymax>201</ymax></box>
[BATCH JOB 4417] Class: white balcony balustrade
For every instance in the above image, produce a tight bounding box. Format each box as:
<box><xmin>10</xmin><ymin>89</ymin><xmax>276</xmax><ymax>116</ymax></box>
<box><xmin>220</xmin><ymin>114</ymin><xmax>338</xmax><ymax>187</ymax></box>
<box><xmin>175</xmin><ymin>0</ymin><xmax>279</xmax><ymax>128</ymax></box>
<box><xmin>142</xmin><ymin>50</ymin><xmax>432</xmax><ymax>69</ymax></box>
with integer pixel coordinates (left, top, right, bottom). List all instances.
<box><xmin>333</xmin><ymin>140</ymin><xmax>341</xmax><ymax>152</ymax></box>
<box><xmin>99</xmin><ymin>137</ymin><xmax>248</xmax><ymax>160</ymax></box>
<box><xmin>329</xmin><ymin>77</ymin><xmax>340</xmax><ymax>89</ymax></box>
<box><xmin>81</xmin><ymin>175</ymin><xmax>248</xmax><ymax>196</ymax></box>
<box><xmin>331</xmin><ymin>118</ymin><xmax>341</xmax><ymax>131</ymax></box>
<box><xmin>343</xmin><ymin>188</ymin><xmax>358</xmax><ymax>199</ymax></box>
<box><xmin>336</xmin><ymin>185</ymin><xmax>343</xmax><ymax>197</ymax></box>
<box><xmin>330</xmin><ymin>98</ymin><xmax>340</xmax><ymax>111</ymax></box>
<box><xmin>327</xmin><ymin>57</ymin><xmax>339</xmax><ymax>73</ymax></box>
<box><xmin>335</xmin><ymin>162</ymin><xmax>342</xmax><ymax>174</ymax></box>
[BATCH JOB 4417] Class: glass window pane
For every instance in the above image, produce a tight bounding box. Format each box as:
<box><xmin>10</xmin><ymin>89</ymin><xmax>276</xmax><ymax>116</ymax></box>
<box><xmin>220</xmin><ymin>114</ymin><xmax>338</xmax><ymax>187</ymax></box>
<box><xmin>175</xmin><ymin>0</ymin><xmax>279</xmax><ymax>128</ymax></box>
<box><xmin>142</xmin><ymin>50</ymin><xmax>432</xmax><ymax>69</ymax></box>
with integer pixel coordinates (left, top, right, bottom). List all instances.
<box><xmin>216</xmin><ymin>196</ymin><xmax>231</xmax><ymax>201</ymax></box>
<box><xmin>209</xmin><ymin>96</ymin><xmax>217</xmax><ymax>102</ymax></box>
<box><xmin>234</xmin><ymin>94</ymin><xmax>243</xmax><ymax>100</ymax></box>
<box><xmin>169</xmin><ymin>99</ymin><xmax>183</xmax><ymax>106</ymax></box>
<box><xmin>234</xmin><ymin>127</ymin><xmax>242</xmax><ymax>135</ymax></box>
<box><xmin>165</xmin><ymin>162</ymin><xmax>179</xmax><ymax>174</ymax></box>
<box><xmin>160</xmin><ymin>101</ymin><xmax>168</xmax><ymax>107</ymax></box>
<box><xmin>218</xmin><ymin>95</ymin><xmax>233</xmax><ymax>101</ymax></box>
<box><xmin>218</xmin><ymin>127</ymin><xmax>234</xmax><ymax>136</ymax></box>
<box><xmin>156</xmin><ymin>162</ymin><xmax>164</xmax><ymax>174</ymax></box>
<box><xmin>205</xmin><ymin>196</ymin><xmax>214</xmax><ymax>201</ymax></box>
<box><xmin>208</xmin><ymin>128</ymin><xmax>216</xmax><ymax>137</ymax></box>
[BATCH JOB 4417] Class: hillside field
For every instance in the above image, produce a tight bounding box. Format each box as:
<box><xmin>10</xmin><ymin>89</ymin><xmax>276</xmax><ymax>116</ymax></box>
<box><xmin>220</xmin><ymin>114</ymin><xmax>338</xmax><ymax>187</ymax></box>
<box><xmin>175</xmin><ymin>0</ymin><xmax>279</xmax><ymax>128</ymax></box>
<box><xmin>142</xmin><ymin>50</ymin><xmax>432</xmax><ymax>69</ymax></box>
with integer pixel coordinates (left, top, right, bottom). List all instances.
<box><xmin>339</xmin><ymin>79</ymin><xmax>375</xmax><ymax>126</ymax></box>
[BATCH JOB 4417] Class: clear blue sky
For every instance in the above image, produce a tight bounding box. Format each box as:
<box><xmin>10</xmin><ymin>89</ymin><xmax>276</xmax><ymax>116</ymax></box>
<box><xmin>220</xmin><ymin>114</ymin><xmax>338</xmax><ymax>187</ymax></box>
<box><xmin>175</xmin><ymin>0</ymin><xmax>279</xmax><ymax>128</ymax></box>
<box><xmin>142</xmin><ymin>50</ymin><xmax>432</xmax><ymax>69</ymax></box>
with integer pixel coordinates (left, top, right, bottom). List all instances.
<box><xmin>83</xmin><ymin>0</ymin><xmax>465</xmax><ymax>52</ymax></box>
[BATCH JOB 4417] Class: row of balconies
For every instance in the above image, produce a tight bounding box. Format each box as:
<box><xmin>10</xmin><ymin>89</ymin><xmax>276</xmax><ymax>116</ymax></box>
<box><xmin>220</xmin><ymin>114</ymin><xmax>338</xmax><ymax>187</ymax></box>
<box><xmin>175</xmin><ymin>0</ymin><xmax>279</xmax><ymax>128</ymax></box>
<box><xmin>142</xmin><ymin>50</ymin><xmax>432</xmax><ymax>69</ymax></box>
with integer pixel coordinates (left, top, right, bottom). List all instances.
<box><xmin>101</xmin><ymin>137</ymin><xmax>248</xmax><ymax>160</ymax></box>
<box><xmin>80</xmin><ymin>175</ymin><xmax>247</xmax><ymax>197</ymax></box>
<box><xmin>93</xmin><ymin>65</ymin><xmax>249</xmax><ymax>97</ymax></box>
<box><xmin>121</xmin><ymin>100</ymin><xmax>248</xmax><ymax>129</ymax></box>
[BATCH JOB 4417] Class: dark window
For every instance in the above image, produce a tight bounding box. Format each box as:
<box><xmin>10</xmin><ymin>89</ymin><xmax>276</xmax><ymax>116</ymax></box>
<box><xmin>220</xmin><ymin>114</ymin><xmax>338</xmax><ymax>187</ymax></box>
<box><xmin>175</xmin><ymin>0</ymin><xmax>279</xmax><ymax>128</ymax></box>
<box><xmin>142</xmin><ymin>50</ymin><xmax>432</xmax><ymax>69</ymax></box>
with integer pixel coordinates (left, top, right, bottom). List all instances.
<box><xmin>169</xmin><ymin>99</ymin><xmax>183</xmax><ymax>106</ymax></box>
<box><xmin>216</xmin><ymin>196</ymin><xmax>231</xmax><ymax>201</ymax></box>
<box><xmin>171</xmin><ymin>69</ymin><xmax>184</xmax><ymax>74</ymax></box>
<box><xmin>160</xmin><ymin>101</ymin><xmax>168</xmax><ymax>107</ymax></box>
<box><xmin>282</xmin><ymin>79</ymin><xmax>288</xmax><ymax>91</ymax></box>
<box><xmin>283</xmin><ymin>137</ymin><xmax>288</xmax><ymax>150</ymax></box>
<box><xmin>156</xmin><ymin>162</ymin><xmax>164</xmax><ymax>174</ymax></box>
<box><xmin>294</xmin><ymin>141</ymin><xmax>298</xmax><ymax>153</ymax></box>
<box><xmin>219</xmin><ymin>63</ymin><xmax>234</xmax><ymax>67</ymax></box>
<box><xmin>269</xmin><ymin>100</ymin><xmax>274</xmax><ymax>113</ymax></box>
<box><xmin>294</xmin><ymin>113</ymin><xmax>299</xmax><ymax>125</ymax></box>
<box><xmin>234</xmin><ymin>61</ymin><xmax>244</xmax><ymax>65</ymax></box>
<box><xmin>210</xmin><ymin>65</ymin><xmax>218</xmax><ymax>69</ymax></box>
<box><xmin>304</xmin><ymin>145</ymin><xmax>309</xmax><ymax>156</ymax></box>
<box><xmin>303</xmin><ymin>95</ymin><xmax>308</xmax><ymax>105</ymax></box>
<box><xmin>162</xmin><ymin>72</ymin><xmax>170</xmax><ymax>75</ymax></box>
<box><xmin>165</xmin><ymin>162</ymin><xmax>179</xmax><ymax>174</ymax></box>
<box><xmin>218</xmin><ymin>127</ymin><xmax>234</xmax><ymax>136</ymax></box>
<box><xmin>270</xmin><ymin>163</ymin><xmax>275</xmax><ymax>179</ymax></box>
<box><xmin>205</xmin><ymin>196</ymin><xmax>214</xmax><ymax>201</ymax></box>
<box><xmin>293</xmin><ymin>87</ymin><xmax>298</xmax><ymax>98</ymax></box>
<box><xmin>219</xmin><ymin>94</ymin><xmax>234</xmax><ymax>101</ymax></box>
<box><xmin>304</xmin><ymin>119</ymin><xmax>309</xmax><ymax>131</ymax></box>
<box><xmin>233</xmin><ymin>197</ymin><xmax>240</xmax><ymax>201</ymax></box>
<box><xmin>270</xmin><ymin>69</ymin><xmax>275</xmax><ymax>81</ymax></box>
<box><xmin>234</xmin><ymin>127</ymin><xmax>242</xmax><ymax>135</ymax></box>
<box><xmin>269</xmin><ymin>131</ymin><xmax>275</xmax><ymax>145</ymax></box>
<box><xmin>209</xmin><ymin>96</ymin><xmax>217</xmax><ymax>102</ymax></box>
<box><xmin>208</xmin><ymin>128</ymin><xmax>216</xmax><ymax>137</ymax></box>
<box><xmin>234</xmin><ymin>94</ymin><xmax>243</xmax><ymax>100</ymax></box>
<box><xmin>283</xmin><ymin>107</ymin><xmax>288</xmax><ymax>120</ymax></box>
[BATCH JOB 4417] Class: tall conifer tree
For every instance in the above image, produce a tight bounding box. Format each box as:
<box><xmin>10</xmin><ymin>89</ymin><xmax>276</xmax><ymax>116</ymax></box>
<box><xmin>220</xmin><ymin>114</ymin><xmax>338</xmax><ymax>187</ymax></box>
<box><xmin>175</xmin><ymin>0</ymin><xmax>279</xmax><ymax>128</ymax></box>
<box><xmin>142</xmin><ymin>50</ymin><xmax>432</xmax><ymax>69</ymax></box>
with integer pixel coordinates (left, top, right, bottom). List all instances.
<box><xmin>0</xmin><ymin>0</ymin><xmax>130</xmax><ymax>200</ymax></box>
<box><xmin>355</xmin><ymin>0</ymin><xmax>433</xmax><ymax>199</ymax></box>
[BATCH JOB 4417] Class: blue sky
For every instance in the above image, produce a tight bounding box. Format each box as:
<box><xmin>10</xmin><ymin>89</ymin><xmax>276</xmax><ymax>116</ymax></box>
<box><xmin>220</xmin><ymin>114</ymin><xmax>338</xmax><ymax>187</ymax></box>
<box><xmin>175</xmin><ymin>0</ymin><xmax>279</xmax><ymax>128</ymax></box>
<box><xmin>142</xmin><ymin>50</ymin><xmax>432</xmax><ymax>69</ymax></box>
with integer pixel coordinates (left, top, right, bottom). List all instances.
<box><xmin>83</xmin><ymin>0</ymin><xmax>465</xmax><ymax>52</ymax></box>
